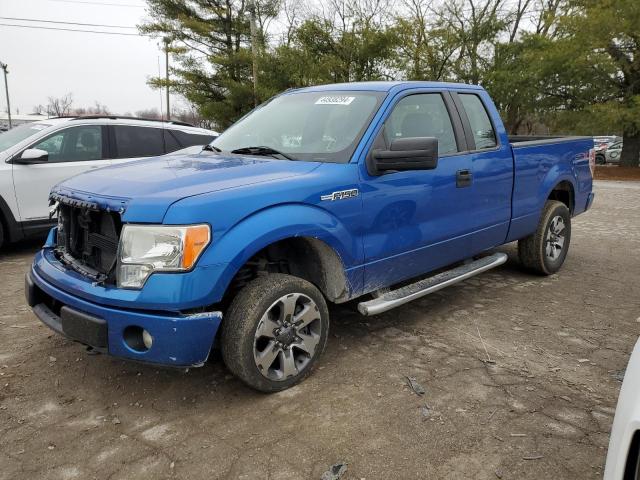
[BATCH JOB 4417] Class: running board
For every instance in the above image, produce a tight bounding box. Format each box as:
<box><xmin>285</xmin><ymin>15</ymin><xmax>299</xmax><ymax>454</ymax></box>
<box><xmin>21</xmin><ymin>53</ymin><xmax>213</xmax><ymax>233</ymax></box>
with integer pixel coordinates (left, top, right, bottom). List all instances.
<box><xmin>357</xmin><ymin>252</ymin><xmax>508</xmax><ymax>316</ymax></box>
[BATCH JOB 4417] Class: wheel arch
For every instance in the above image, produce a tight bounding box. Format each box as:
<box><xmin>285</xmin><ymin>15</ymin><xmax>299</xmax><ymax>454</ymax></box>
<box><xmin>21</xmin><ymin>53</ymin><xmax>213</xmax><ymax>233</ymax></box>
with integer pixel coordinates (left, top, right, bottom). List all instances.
<box><xmin>203</xmin><ymin>203</ymin><xmax>361</xmax><ymax>306</ymax></box>
<box><xmin>226</xmin><ymin>236</ymin><xmax>353</xmax><ymax>304</ymax></box>
<box><xmin>0</xmin><ymin>194</ymin><xmax>23</xmax><ymax>243</ymax></box>
<box><xmin>547</xmin><ymin>179</ymin><xmax>575</xmax><ymax>214</ymax></box>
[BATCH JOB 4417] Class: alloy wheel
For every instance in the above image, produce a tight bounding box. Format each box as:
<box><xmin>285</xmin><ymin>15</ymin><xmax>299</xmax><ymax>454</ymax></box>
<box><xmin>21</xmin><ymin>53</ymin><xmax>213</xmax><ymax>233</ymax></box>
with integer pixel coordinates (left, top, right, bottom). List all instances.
<box><xmin>253</xmin><ymin>293</ymin><xmax>322</xmax><ymax>381</ymax></box>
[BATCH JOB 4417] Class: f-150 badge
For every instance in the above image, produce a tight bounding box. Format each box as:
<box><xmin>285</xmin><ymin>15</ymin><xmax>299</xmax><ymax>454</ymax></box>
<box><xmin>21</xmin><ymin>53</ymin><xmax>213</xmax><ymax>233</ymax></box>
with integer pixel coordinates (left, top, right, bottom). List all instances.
<box><xmin>321</xmin><ymin>189</ymin><xmax>359</xmax><ymax>201</ymax></box>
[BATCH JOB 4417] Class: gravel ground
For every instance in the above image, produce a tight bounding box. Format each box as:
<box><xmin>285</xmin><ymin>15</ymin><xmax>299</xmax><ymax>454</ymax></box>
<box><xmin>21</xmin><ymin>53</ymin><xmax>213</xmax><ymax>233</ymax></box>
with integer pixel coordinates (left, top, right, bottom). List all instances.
<box><xmin>1</xmin><ymin>180</ymin><xmax>639</xmax><ymax>480</ymax></box>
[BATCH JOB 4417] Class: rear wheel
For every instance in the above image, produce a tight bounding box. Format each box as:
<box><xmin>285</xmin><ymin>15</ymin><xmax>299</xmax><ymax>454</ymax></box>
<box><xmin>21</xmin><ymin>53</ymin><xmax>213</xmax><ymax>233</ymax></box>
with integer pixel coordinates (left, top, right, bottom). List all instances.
<box><xmin>518</xmin><ymin>200</ymin><xmax>571</xmax><ymax>275</ymax></box>
<box><xmin>0</xmin><ymin>220</ymin><xmax>5</xmax><ymax>249</ymax></box>
<box><xmin>221</xmin><ymin>273</ymin><xmax>329</xmax><ymax>392</ymax></box>
<box><xmin>596</xmin><ymin>154</ymin><xmax>606</xmax><ymax>165</ymax></box>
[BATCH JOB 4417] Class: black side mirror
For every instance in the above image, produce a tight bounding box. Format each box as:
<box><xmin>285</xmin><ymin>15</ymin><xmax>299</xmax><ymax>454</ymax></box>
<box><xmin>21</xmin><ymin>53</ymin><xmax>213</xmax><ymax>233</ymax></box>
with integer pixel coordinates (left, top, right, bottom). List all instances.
<box><xmin>14</xmin><ymin>148</ymin><xmax>49</xmax><ymax>164</ymax></box>
<box><xmin>371</xmin><ymin>137</ymin><xmax>438</xmax><ymax>174</ymax></box>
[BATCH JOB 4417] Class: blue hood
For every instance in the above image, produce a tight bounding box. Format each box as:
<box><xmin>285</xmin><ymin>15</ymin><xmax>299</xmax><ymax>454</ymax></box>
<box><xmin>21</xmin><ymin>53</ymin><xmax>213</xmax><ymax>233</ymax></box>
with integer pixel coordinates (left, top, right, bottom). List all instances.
<box><xmin>52</xmin><ymin>152</ymin><xmax>320</xmax><ymax>222</ymax></box>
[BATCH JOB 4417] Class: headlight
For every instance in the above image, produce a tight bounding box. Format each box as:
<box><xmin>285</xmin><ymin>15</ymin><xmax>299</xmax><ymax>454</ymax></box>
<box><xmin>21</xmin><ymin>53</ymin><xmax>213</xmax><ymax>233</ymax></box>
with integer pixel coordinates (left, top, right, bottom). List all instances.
<box><xmin>117</xmin><ymin>224</ymin><xmax>210</xmax><ymax>289</ymax></box>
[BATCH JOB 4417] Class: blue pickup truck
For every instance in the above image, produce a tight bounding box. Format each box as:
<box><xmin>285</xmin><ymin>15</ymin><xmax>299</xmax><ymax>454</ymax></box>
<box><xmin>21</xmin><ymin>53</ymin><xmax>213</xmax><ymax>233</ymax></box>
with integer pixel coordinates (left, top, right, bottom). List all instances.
<box><xmin>26</xmin><ymin>81</ymin><xmax>595</xmax><ymax>391</ymax></box>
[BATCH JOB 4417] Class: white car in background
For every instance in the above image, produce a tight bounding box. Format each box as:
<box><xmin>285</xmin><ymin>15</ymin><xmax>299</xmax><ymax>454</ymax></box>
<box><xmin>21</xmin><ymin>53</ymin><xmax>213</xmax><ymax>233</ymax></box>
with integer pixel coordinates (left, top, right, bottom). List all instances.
<box><xmin>0</xmin><ymin>116</ymin><xmax>218</xmax><ymax>248</ymax></box>
<box><xmin>604</xmin><ymin>338</ymin><xmax>640</xmax><ymax>479</ymax></box>
<box><xmin>594</xmin><ymin>136</ymin><xmax>621</xmax><ymax>165</ymax></box>
<box><xmin>605</xmin><ymin>141</ymin><xmax>623</xmax><ymax>165</ymax></box>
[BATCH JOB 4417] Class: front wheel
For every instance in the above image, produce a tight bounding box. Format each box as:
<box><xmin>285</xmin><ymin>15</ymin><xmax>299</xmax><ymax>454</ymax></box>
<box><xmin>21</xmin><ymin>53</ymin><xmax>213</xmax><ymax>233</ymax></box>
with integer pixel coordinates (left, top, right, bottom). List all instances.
<box><xmin>518</xmin><ymin>200</ymin><xmax>571</xmax><ymax>275</ymax></box>
<box><xmin>221</xmin><ymin>273</ymin><xmax>329</xmax><ymax>392</ymax></box>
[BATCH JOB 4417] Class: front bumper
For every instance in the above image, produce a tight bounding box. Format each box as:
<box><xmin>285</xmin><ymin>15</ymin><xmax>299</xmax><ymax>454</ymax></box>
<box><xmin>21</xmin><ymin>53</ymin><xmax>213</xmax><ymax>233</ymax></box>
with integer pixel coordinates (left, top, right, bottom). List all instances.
<box><xmin>26</xmin><ymin>268</ymin><xmax>222</xmax><ymax>367</ymax></box>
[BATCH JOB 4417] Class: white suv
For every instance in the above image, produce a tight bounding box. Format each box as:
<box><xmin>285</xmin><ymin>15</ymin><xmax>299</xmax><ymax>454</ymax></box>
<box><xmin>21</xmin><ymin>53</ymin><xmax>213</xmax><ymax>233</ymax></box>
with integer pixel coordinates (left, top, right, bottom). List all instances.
<box><xmin>0</xmin><ymin>116</ymin><xmax>218</xmax><ymax>248</ymax></box>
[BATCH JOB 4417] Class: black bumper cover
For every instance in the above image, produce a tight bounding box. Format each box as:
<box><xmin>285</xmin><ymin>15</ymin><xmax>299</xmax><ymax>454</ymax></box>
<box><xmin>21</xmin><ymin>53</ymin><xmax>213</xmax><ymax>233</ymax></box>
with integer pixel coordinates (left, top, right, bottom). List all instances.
<box><xmin>26</xmin><ymin>272</ymin><xmax>108</xmax><ymax>349</ymax></box>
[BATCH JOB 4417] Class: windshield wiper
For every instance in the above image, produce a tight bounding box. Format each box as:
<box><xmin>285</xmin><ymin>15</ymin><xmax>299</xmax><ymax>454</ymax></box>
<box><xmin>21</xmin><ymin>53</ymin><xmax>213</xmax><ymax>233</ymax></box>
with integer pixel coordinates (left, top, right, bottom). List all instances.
<box><xmin>230</xmin><ymin>146</ymin><xmax>293</xmax><ymax>160</ymax></box>
<box><xmin>203</xmin><ymin>144</ymin><xmax>221</xmax><ymax>152</ymax></box>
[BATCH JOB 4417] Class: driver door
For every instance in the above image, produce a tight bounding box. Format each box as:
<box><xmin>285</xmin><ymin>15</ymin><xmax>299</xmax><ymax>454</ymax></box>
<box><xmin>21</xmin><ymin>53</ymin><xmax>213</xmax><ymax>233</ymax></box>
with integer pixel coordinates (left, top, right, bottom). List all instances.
<box><xmin>12</xmin><ymin>125</ymin><xmax>111</xmax><ymax>221</ymax></box>
<box><xmin>360</xmin><ymin>91</ymin><xmax>475</xmax><ymax>290</ymax></box>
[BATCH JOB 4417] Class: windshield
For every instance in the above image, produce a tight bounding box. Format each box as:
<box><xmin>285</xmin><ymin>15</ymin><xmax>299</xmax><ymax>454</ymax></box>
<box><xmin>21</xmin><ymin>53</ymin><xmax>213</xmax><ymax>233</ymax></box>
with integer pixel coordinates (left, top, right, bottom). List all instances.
<box><xmin>0</xmin><ymin>123</ymin><xmax>51</xmax><ymax>152</ymax></box>
<box><xmin>212</xmin><ymin>91</ymin><xmax>385</xmax><ymax>163</ymax></box>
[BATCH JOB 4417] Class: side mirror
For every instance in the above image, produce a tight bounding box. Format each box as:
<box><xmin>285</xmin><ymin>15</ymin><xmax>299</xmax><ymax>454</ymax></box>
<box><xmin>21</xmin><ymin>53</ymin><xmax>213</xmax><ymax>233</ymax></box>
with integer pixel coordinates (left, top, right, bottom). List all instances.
<box><xmin>15</xmin><ymin>148</ymin><xmax>49</xmax><ymax>164</ymax></box>
<box><xmin>371</xmin><ymin>137</ymin><xmax>438</xmax><ymax>174</ymax></box>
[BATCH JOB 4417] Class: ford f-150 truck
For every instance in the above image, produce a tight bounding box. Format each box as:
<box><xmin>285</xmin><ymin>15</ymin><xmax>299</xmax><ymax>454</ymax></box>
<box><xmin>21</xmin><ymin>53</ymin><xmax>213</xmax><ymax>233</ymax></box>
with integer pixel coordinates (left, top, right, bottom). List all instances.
<box><xmin>25</xmin><ymin>81</ymin><xmax>595</xmax><ymax>392</ymax></box>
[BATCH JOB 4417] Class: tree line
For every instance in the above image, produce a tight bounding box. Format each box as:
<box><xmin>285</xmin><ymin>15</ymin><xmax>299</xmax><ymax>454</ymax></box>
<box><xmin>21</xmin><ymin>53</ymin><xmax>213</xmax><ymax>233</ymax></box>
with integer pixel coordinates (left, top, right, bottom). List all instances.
<box><xmin>141</xmin><ymin>0</ymin><xmax>640</xmax><ymax>166</ymax></box>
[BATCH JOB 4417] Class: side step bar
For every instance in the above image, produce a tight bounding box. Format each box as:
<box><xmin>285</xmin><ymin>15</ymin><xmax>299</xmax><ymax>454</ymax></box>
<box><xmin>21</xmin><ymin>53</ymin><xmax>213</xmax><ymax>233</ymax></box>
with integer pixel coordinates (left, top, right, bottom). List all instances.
<box><xmin>357</xmin><ymin>252</ymin><xmax>508</xmax><ymax>316</ymax></box>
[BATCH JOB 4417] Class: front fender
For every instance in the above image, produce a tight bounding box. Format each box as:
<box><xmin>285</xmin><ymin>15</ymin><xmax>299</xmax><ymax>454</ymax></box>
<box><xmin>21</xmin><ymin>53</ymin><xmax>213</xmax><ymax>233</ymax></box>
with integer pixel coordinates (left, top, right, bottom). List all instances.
<box><xmin>201</xmin><ymin>203</ymin><xmax>362</xmax><ymax>303</ymax></box>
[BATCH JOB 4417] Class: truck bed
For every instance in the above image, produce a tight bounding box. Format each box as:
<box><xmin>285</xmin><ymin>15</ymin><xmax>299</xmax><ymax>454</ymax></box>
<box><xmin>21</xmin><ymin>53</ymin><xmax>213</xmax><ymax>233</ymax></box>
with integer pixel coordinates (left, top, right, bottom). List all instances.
<box><xmin>506</xmin><ymin>135</ymin><xmax>594</xmax><ymax>243</ymax></box>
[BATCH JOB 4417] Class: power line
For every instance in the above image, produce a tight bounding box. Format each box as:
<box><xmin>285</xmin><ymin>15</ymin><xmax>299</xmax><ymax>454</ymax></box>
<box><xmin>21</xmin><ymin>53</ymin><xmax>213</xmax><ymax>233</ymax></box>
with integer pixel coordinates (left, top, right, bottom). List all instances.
<box><xmin>0</xmin><ymin>16</ymin><xmax>138</xmax><ymax>29</ymax></box>
<box><xmin>0</xmin><ymin>22</ymin><xmax>149</xmax><ymax>36</ymax></box>
<box><xmin>44</xmin><ymin>0</ymin><xmax>145</xmax><ymax>7</ymax></box>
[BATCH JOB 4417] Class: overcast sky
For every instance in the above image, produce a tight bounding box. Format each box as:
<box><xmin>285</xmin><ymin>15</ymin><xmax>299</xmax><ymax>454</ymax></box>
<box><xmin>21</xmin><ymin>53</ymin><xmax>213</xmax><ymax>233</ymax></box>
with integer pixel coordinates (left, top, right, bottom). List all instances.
<box><xmin>0</xmin><ymin>0</ymin><xmax>169</xmax><ymax>115</ymax></box>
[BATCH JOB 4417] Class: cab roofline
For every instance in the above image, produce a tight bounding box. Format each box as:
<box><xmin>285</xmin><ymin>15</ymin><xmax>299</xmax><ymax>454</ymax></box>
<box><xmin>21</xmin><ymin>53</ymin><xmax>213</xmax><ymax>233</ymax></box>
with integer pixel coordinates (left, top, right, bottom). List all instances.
<box><xmin>289</xmin><ymin>81</ymin><xmax>485</xmax><ymax>94</ymax></box>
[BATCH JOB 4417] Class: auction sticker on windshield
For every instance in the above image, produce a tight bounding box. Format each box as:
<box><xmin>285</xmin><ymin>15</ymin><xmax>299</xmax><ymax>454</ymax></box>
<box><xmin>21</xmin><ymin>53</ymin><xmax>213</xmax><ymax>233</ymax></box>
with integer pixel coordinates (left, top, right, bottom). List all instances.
<box><xmin>315</xmin><ymin>96</ymin><xmax>356</xmax><ymax>105</ymax></box>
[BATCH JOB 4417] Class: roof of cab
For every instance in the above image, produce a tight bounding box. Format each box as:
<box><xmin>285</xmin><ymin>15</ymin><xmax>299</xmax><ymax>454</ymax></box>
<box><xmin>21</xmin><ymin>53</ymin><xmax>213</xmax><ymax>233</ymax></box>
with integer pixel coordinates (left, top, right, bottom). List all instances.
<box><xmin>293</xmin><ymin>81</ymin><xmax>485</xmax><ymax>93</ymax></box>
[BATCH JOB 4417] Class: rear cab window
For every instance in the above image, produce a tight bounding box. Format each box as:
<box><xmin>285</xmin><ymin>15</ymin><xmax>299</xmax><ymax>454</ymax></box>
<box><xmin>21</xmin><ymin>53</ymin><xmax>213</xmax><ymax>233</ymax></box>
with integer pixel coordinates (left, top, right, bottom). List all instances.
<box><xmin>458</xmin><ymin>94</ymin><xmax>497</xmax><ymax>150</ymax></box>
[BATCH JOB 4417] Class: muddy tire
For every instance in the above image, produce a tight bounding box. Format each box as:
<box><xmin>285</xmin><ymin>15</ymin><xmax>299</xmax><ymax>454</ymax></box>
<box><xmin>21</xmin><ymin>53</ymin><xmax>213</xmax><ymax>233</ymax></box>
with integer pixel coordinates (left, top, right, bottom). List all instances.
<box><xmin>220</xmin><ymin>273</ymin><xmax>329</xmax><ymax>392</ymax></box>
<box><xmin>518</xmin><ymin>200</ymin><xmax>571</xmax><ymax>275</ymax></box>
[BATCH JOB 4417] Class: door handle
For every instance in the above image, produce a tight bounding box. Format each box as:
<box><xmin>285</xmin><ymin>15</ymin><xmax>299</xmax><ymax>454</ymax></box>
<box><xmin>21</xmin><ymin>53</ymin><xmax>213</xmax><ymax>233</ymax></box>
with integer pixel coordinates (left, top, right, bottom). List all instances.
<box><xmin>456</xmin><ymin>169</ymin><xmax>473</xmax><ymax>188</ymax></box>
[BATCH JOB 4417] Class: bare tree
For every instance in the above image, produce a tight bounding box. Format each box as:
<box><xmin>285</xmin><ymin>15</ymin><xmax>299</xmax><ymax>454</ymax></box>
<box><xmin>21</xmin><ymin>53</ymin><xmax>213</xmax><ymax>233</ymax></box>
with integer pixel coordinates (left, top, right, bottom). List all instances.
<box><xmin>71</xmin><ymin>101</ymin><xmax>111</xmax><ymax>117</ymax></box>
<box><xmin>282</xmin><ymin>0</ymin><xmax>304</xmax><ymax>46</ymax></box>
<box><xmin>508</xmin><ymin>0</ymin><xmax>534</xmax><ymax>43</ymax></box>
<box><xmin>135</xmin><ymin>108</ymin><xmax>162</xmax><ymax>120</ymax></box>
<box><xmin>46</xmin><ymin>94</ymin><xmax>74</xmax><ymax>117</ymax></box>
<box><xmin>90</xmin><ymin>101</ymin><xmax>110</xmax><ymax>115</ymax></box>
<box><xmin>535</xmin><ymin>0</ymin><xmax>565</xmax><ymax>38</ymax></box>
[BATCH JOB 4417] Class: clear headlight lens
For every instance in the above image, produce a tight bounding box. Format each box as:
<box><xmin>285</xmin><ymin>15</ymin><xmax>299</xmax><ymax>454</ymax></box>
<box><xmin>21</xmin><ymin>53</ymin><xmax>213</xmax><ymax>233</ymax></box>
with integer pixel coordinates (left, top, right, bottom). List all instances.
<box><xmin>117</xmin><ymin>224</ymin><xmax>210</xmax><ymax>289</ymax></box>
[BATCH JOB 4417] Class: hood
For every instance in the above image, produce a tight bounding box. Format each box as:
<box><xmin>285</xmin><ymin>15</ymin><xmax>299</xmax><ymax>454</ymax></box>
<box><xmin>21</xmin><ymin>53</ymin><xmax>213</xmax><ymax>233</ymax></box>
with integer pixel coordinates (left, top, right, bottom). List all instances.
<box><xmin>52</xmin><ymin>152</ymin><xmax>320</xmax><ymax>222</ymax></box>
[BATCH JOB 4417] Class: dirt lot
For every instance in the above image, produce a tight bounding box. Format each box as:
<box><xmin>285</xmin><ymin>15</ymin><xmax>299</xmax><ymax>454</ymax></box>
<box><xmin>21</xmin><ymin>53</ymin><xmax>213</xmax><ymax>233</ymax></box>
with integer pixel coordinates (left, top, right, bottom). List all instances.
<box><xmin>1</xmin><ymin>180</ymin><xmax>639</xmax><ymax>480</ymax></box>
<box><xmin>594</xmin><ymin>166</ymin><xmax>640</xmax><ymax>181</ymax></box>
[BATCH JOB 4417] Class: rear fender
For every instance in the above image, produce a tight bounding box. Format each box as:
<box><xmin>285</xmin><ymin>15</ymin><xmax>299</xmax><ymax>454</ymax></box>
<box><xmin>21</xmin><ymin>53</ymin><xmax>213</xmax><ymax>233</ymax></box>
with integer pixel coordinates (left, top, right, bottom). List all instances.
<box><xmin>526</xmin><ymin>171</ymin><xmax>577</xmax><ymax>232</ymax></box>
<box><xmin>507</xmin><ymin>160</ymin><xmax>577</xmax><ymax>242</ymax></box>
<box><xmin>541</xmin><ymin>170</ymin><xmax>576</xmax><ymax>213</ymax></box>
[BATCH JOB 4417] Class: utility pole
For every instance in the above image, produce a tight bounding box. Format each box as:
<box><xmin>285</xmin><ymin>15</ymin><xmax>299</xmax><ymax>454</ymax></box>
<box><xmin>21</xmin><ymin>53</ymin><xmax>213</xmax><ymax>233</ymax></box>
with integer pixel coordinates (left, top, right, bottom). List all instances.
<box><xmin>164</xmin><ymin>38</ymin><xmax>170</xmax><ymax>121</ymax></box>
<box><xmin>248</xmin><ymin>0</ymin><xmax>258</xmax><ymax>107</ymax></box>
<box><xmin>0</xmin><ymin>62</ymin><xmax>11</xmax><ymax>129</ymax></box>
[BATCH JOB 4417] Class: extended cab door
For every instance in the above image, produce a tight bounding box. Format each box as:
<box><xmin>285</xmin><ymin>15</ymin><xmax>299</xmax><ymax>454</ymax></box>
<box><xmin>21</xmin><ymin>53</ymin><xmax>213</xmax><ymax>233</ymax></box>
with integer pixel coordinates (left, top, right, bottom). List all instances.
<box><xmin>12</xmin><ymin>125</ymin><xmax>110</xmax><ymax>221</ymax></box>
<box><xmin>450</xmin><ymin>91</ymin><xmax>513</xmax><ymax>252</ymax></box>
<box><xmin>360</xmin><ymin>91</ymin><xmax>476</xmax><ymax>290</ymax></box>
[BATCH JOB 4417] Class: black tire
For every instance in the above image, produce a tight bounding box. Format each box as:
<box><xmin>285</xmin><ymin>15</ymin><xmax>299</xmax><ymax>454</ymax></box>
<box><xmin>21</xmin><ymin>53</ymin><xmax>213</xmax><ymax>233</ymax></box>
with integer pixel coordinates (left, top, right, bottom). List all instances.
<box><xmin>596</xmin><ymin>154</ymin><xmax>606</xmax><ymax>165</ymax></box>
<box><xmin>221</xmin><ymin>273</ymin><xmax>329</xmax><ymax>392</ymax></box>
<box><xmin>0</xmin><ymin>220</ymin><xmax>5</xmax><ymax>250</ymax></box>
<box><xmin>518</xmin><ymin>200</ymin><xmax>571</xmax><ymax>275</ymax></box>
